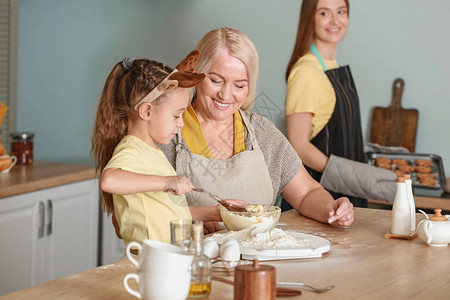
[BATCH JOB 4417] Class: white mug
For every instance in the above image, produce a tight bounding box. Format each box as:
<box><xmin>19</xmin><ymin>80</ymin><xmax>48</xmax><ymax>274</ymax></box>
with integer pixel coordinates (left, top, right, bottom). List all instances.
<box><xmin>124</xmin><ymin>271</ymin><xmax>191</xmax><ymax>300</ymax></box>
<box><xmin>126</xmin><ymin>239</ymin><xmax>193</xmax><ymax>273</ymax></box>
<box><xmin>0</xmin><ymin>155</ymin><xmax>17</xmax><ymax>173</ymax></box>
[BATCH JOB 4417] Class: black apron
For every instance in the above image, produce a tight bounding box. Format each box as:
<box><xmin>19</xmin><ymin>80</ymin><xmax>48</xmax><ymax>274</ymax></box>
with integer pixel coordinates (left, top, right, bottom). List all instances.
<box><xmin>307</xmin><ymin>44</ymin><xmax>367</xmax><ymax>207</ymax></box>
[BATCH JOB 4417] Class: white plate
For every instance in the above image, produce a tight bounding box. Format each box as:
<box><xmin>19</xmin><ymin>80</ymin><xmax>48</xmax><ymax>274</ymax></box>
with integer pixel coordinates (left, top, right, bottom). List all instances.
<box><xmin>240</xmin><ymin>231</ymin><xmax>330</xmax><ymax>260</ymax></box>
<box><xmin>212</xmin><ymin>230</ymin><xmax>330</xmax><ymax>261</ymax></box>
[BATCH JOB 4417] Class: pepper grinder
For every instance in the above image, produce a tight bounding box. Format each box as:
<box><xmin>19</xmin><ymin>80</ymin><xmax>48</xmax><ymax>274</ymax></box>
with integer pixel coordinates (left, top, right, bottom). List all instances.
<box><xmin>234</xmin><ymin>259</ymin><xmax>276</xmax><ymax>300</ymax></box>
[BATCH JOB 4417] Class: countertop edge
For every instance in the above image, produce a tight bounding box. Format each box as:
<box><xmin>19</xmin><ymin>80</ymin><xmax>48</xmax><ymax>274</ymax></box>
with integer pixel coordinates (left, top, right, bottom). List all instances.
<box><xmin>0</xmin><ymin>162</ymin><xmax>98</xmax><ymax>199</ymax></box>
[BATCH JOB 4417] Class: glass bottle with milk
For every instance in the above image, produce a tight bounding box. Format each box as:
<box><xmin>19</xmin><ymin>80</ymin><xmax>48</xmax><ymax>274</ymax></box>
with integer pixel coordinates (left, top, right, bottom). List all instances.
<box><xmin>391</xmin><ymin>176</ymin><xmax>412</xmax><ymax>235</ymax></box>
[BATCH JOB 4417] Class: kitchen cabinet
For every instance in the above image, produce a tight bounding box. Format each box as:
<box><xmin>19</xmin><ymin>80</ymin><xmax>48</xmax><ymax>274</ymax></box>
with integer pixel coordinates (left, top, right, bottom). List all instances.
<box><xmin>0</xmin><ymin>178</ymin><xmax>99</xmax><ymax>296</ymax></box>
<box><xmin>101</xmin><ymin>211</ymin><xmax>126</xmax><ymax>265</ymax></box>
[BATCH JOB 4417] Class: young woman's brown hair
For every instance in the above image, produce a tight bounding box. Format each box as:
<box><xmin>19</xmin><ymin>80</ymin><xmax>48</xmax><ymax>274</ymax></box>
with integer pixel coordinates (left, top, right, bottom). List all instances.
<box><xmin>91</xmin><ymin>59</ymin><xmax>172</xmax><ymax>214</ymax></box>
<box><xmin>285</xmin><ymin>0</ymin><xmax>349</xmax><ymax>80</ymax></box>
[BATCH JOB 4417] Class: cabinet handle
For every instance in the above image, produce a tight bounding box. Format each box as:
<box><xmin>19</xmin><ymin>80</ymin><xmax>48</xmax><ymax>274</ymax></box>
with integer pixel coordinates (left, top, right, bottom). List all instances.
<box><xmin>38</xmin><ymin>201</ymin><xmax>45</xmax><ymax>238</ymax></box>
<box><xmin>46</xmin><ymin>199</ymin><xmax>53</xmax><ymax>236</ymax></box>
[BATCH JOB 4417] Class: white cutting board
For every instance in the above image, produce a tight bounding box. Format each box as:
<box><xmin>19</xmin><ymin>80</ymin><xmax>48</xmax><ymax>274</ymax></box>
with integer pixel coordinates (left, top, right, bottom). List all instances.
<box><xmin>212</xmin><ymin>230</ymin><xmax>330</xmax><ymax>261</ymax></box>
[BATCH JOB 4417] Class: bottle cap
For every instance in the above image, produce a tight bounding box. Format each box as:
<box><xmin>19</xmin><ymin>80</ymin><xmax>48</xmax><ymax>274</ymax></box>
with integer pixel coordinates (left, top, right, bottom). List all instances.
<box><xmin>429</xmin><ymin>209</ymin><xmax>448</xmax><ymax>221</ymax></box>
<box><xmin>192</xmin><ymin>222</ymin><xmax>203</xmax><ymax>240</ymax></box>
<box><xmin>10</xmin><ymin>132</ymin><xmax>34</xmax><ymax>141</ymax></box>
<box><xmin>397</xmin><ymin>176</ymin><xmax>405</xmax><ymax>183</ymax></box>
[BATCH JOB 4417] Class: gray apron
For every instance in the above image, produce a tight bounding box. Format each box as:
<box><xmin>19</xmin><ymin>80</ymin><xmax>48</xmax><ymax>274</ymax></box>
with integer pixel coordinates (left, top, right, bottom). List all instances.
<box><xmin>175</xmin><ymin>110</ymin><xmax>274</xmax><ymax>206</ymax></box>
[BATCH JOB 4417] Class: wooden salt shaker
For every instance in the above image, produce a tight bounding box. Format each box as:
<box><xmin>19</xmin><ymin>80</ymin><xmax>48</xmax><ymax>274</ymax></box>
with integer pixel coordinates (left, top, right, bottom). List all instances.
<box><xmin>234</xmin><ymin>260</ymin><xmax>276</xmax><ymax>300</ymax></box>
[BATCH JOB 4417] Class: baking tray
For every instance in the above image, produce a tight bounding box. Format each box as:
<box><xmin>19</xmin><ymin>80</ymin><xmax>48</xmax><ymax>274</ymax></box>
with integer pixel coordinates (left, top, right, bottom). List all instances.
<box><xmin>366</xmin><ymin>152</ymin><xmax>447</xmax><ymax>192</ymax></box>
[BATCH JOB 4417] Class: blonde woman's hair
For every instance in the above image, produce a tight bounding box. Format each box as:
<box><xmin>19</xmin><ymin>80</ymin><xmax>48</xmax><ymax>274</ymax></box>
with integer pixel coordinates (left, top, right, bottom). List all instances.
<box><xmin>195</xmin><ymin>27</ymin><xmax>259</xmax><ymax>111</ymax></box>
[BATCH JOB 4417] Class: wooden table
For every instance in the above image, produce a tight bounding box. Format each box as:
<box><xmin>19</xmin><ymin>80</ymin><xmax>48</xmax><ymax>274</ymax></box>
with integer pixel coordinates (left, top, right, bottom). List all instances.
<box><xmin>2</xmin><ymin>208</ymin><xmax>449</xmax><ymax>299</ymax></box>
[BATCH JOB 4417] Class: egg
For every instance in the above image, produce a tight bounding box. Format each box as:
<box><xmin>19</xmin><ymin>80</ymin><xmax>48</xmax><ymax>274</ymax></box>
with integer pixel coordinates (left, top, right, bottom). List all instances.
<box><xmin>203</xmin><ymin>236</ymin><xmax>216</xmax><ymax>244</ymax></box>
<box><xmin>220</xmin><ymin>243</ymin><xmax>240</xmax><ymax>262</ymax></box>
<box><xmin>203</xmin><ymin>239</ymin><xmax>219</xmax><ymax>258</ymax></box>
<box><xmin>221</xmin><ymin>238</ymin><xmax>239</xmax><ymax>248</ymax></box>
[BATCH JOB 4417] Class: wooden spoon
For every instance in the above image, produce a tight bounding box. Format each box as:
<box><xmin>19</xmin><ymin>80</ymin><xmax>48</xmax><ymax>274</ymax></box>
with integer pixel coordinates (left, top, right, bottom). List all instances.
<box><xmin>212</xmin><ymin>276</ymin><xmax>302</xmax><ymax>297</ymax></box>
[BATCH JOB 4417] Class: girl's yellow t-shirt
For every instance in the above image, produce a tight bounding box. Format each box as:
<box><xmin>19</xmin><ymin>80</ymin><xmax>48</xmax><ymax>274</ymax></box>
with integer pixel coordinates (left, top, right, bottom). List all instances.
<box><xmin>104</xmin><ymin>135</ymin><xmax>192</xmax><ymax>245</ymax></box>
<box><xmin>285</xmin><ymin>54</ymin><xmax>339</xmax><ymax>140</ymax></box>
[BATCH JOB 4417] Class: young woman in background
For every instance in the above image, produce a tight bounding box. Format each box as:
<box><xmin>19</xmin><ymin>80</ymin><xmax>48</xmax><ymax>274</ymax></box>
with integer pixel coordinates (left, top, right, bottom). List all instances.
<box><xmin>285</xmin><ymin>0</ymin><xmax>395</xmax><ymax>208</ymax></box>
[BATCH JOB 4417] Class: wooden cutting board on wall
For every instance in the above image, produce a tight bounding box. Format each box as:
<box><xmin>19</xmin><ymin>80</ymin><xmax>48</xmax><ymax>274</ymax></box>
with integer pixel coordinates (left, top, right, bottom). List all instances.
<box><xmin>370</xmin><ymin>78</ymin><xmax>418</xmax><ymax>152</ymax></box>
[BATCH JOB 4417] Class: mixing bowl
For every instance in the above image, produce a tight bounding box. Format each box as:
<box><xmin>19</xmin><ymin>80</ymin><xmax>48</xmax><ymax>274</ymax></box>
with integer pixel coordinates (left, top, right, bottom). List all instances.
<box><xmin>220</xmin><ymin>205</ymin><xmax>281</xmax><ymax>231</ymax></box>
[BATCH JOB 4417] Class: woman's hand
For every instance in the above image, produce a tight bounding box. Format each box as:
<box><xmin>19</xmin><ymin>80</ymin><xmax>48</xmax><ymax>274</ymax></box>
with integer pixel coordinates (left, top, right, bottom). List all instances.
<box><xmin>326</xmin><ymin>197</ymin><xmax>354</xmax><ymax>227</ymax></box>
<box><xmin>165</xmin><ymin>176</ymin><xmax>193</xmax><ymax>195</ymax></box>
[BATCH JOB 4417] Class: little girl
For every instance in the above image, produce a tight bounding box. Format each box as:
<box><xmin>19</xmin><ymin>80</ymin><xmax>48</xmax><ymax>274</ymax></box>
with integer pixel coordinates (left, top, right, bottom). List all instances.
<box><xmin>91</xmin><ymin>50</ymin><xmax>222</xmax><ymax>245</ymax></box>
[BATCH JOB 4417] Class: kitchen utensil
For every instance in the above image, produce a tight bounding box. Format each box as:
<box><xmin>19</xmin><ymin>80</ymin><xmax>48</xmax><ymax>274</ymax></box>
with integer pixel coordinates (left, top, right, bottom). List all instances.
<box><xmin>126</xmin><ymin>239</ymin><xmax>193</xmax><ymax>274</ymax></box>
<box><xmin>220</xmin><ymin>205</ymin><xmax>281</xmax><ymax>231</ymax></box>
<box><xmin>277</xmin><ymin>281</ymin><xmax>334</xmax><ymax>293</ymax></box>
<box><xmin>212</xmin><ymin>276</ymin><xmax>302</xmax><ymax>297</ymax></box>
<box><xmin>370</xmin><ymin>78</ymin><xmax>418</xmax><ymax>152</ymax></box>
<box><xmin>234</xmin><ymin>259</ymin><xmax>276</xmax><ymax>300</ymax></box>
<box><xmin>192</xmin><ymin>187</ymin><xmax>246</xmax><ymax>212</ymax></box>
<box><xmin>416</xmin><ymin>208</ymin><xmax>450</xmax><ymax>247</ymax></box>
<box><xmin>124</xmin><ymin>270</ymin><xmax>191</xmax><ymax>300</ymax></box>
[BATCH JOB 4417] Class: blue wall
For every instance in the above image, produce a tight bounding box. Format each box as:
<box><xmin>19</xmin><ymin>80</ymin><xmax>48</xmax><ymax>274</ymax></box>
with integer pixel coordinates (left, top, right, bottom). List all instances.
<box><xmin>17</xmin><ymin>0</ymin><xmax>450</xmax><ymax>175</ymax></box>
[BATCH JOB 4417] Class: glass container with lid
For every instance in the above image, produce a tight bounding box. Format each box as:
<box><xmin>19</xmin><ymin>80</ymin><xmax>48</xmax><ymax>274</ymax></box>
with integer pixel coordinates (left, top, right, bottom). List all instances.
<box><xmin>10</xmin><ymin>132</ymin><xmax>34</xmax><ymax>165</ymax></box>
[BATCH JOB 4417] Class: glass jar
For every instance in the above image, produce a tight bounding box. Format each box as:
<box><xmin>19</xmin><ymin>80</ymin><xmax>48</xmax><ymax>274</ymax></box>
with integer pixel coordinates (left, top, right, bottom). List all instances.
<box><xmin>10</xmin><ymin>132</ymin><xmax>34</xmax><ymax>165</ymax></box>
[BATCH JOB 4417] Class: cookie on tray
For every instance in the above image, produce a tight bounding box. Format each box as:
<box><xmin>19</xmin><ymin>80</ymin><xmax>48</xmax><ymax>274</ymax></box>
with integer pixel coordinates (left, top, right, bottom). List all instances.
<box><xmin>417</xmin><ymin>173</ymin><xmax>435</xmax><ymax>180</ymax></box>
<box><xmin>415</xmin><ymin>159</ymin><xmax>432</xmax><ymax>167</ymax></box>
<box><xmin>398</xmin><ymin>165</ymin><xmax>415</xmax><ymax>173</ymax></box>
<box><xmin>415</xmin><ymin>166</ymin><xmax>432</xmax><ymax>173</ymax></box>
<box><xmin>419</xmin><ymin>177</ymin><xmax>436</xmax><ymax>186</ymax></box>
<box><xmin>392</xmin><ymin>159</ymin><xmax>408</xmax><ymax>166</ymax></box>
<box><xmin>376</xmin><ymin>157</ymin><xmax>391</xmax><ymax>166</ymax></box>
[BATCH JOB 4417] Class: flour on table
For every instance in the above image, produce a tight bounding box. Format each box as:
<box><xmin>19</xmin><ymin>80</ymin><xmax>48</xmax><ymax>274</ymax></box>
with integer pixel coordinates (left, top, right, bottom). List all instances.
<box><xmin>212</xmin><ymin>227</ymin><xmax>323</xmax><ymax>249</ymax></box>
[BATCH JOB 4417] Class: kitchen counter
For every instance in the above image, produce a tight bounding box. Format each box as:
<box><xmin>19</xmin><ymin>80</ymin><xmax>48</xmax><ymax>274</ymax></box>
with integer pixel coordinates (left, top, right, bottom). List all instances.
<box><xmin>369</xmin><ymin>192</ymin><xmax>450</xmax><ymax>212</ymax></box>
<box><xmin>2</xmin><ymin>207</ymin><xmax>449</xmax><ymax>299</ymax></box>
<box><xmin>0</xmin><ymin>161</ymin><xmax>97</xmax><ymax>198</ymax></box>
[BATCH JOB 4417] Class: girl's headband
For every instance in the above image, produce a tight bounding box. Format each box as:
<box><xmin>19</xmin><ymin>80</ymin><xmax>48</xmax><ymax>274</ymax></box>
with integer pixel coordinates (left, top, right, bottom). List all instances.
<box><xmin>132</xmin><ymin>50</ymin><xmax>205</xmax><ymax>110</ymax></box>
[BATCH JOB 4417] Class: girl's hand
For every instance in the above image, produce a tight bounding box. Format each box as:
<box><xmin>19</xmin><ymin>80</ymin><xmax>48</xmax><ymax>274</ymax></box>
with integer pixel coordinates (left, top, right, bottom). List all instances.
<box><xmin>327</xmin><ymin>197</ymin><xmax>354</xmax><ymax>227</ymax></box>
<box><xmin>203</xmin><ymin>221</ymin><xmax>223</xmax><ymax>235</ymax></box>
<box><xmin>165</xmin><ymin>176</ymin><xmax>193</xmax><ymax>195</ymax></box>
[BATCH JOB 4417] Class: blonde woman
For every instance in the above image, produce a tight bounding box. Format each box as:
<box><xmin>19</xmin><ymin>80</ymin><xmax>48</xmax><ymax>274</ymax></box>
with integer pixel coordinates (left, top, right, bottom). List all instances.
<box><xmin>161</xmin><ymin>28</ymin><xmax>355</xmax><ymax>233</ymax></box>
